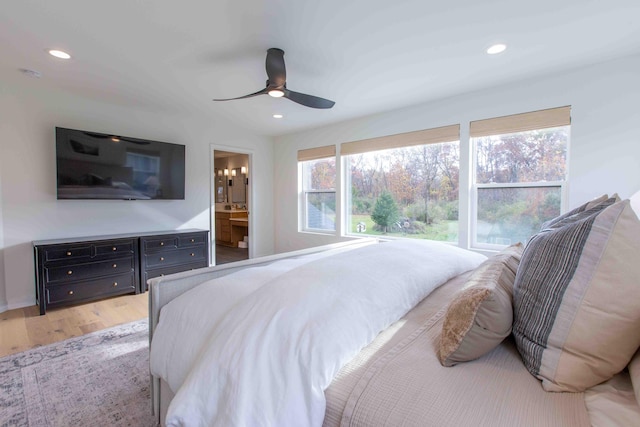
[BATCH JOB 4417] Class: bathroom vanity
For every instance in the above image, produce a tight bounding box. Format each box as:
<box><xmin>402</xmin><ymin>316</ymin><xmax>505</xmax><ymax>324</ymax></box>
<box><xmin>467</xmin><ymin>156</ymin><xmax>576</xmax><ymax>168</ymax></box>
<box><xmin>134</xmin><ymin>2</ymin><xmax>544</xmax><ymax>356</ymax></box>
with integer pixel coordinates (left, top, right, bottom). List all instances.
<box><xmin>215</xmin><ymin>209</ymin><xmax>248</xmax><ymax>247</ymax></box>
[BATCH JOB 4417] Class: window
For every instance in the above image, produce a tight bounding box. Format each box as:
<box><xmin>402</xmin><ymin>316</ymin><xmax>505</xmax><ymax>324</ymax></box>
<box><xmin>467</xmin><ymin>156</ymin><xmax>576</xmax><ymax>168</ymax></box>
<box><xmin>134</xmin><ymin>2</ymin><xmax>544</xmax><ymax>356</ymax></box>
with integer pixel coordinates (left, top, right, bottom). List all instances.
<box><xmin>126</xmin><ymin>152</ymin><xmax>160</xmax><ymax>184</ymax></box>
<box><xmin>126</xmin><ymin>152</ymin><xmax>160</xmax><ymax>196</ymax></box>
<box><xmin>298</xmin><ymin>146</ymin><xmax>336</xmax><ymax>233</ymax></box>
<box><xmin>342</xmin><ymin>125</ymin><xmax>460</xmax><ymax>242</ymax></box>
<box><xmin>471</xmin><ymin>107</ymin><xmax>570</xmax><ymax>248</ymax></box>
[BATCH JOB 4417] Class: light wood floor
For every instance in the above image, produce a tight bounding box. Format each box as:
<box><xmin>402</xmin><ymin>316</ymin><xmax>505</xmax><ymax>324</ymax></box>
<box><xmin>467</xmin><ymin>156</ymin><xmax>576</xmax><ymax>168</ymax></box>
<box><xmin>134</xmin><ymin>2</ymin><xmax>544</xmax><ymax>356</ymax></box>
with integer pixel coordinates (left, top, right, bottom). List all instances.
<box><xmin>0</xmin><ymin>292</ymin><xmax>148</xmax><ymax>358</ymax></box>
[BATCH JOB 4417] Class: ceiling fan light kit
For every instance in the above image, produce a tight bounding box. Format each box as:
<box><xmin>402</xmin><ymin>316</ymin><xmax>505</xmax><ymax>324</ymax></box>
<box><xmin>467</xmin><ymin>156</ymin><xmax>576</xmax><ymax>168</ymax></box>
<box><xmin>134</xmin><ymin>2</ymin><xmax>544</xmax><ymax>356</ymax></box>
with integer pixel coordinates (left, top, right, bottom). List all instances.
<box><xmin>268</xmin><ymin>89</ymin><xmax>285</xmax><ymax>98</ymax></box>
<box><xmin>214</xmin><ymin>48</ymin><xmax>335</xmax><ymax>109</ymax></box>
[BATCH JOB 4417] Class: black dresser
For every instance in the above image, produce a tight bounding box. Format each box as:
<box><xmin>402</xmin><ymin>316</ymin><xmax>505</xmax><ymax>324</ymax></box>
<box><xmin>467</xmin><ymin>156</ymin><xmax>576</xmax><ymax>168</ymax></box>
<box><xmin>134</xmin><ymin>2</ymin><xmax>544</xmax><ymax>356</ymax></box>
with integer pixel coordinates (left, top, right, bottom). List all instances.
<box><xmin>33</xmin><ymin>229</ymin><xmax>209</xmax><ymax>314</ymax></box>
<box><xmin>140</xmin><ymin>231</ymin><xmax>209</xmax><ymax>291</ymax></box>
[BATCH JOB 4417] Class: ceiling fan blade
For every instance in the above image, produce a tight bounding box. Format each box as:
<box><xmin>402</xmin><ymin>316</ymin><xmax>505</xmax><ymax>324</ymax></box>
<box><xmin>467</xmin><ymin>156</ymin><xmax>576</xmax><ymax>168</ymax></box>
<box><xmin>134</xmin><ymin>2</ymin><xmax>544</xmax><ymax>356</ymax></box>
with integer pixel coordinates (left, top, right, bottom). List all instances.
<box><xmin>284</xmin><ymin>89</ymin><xmax>335</xmax><ymax>109</ymax></box>
<box><xmin>213</xmin><ymin>88</ymin><xmax>268</xmax><ymax>101</ymax></box>
<box><xmin>265</xmin><ymin>48</ymin><xmax>286</xmax><ymax>87</ymax></box>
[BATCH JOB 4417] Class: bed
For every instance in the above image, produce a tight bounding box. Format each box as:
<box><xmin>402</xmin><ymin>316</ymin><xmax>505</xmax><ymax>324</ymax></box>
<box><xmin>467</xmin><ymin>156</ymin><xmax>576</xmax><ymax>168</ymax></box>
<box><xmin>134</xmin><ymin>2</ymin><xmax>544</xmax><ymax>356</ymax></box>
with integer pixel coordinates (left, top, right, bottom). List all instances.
<box><xmin>148</xmin><ymin>192</ymin><xmax>640</xmax><ymax>427</ymax></box>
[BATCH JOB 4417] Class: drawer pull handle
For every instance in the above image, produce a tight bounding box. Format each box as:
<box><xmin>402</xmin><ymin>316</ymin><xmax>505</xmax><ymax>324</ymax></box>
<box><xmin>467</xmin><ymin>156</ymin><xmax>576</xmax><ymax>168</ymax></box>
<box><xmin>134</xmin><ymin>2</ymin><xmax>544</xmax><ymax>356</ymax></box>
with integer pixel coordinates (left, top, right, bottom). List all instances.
<box><xmin>66</xmin><ymin>251</ymin><xmax>72</xmax><ymax>256</ymax></box>
<box><xmin>112</xmin><ymin>247</ymin><xmax>117</xmax><ymax>251</ymax></box>
<box><xmin>160</xmin><ymin>257</ymin><xmax>165</xmax><ymax>261</ymax></box>
<box><xmin>190</xmin><ymin>253</ymin><xmax>195</xmax><ymax>257</ymax></box>
<box><xmin>68</xmin><ymin>290</ymin><xmax>74</xmax><ymax>295</ymax></box>
<box><xmin>190</xmin><ymin>239</ymin><xmax>195</xmax><ymax>243</ymax></box>
<box><xmin>112</xmin><ymin>263</ymin><xmax>117</xmax><ymax>268</ymax></box>
<box><xmin>160</xmin><ymin>242</ymin><xmax>164</xmax><ymax>246</ymax></box>
<box><xmin>67</xmin><ymin>270</ymin><xmax>73</xmax><ymax>275</ymax></box>
<box><xmin>113</xmin><ymin>282</ymin><xmax>118</xmax><ymax>287</ymax></box>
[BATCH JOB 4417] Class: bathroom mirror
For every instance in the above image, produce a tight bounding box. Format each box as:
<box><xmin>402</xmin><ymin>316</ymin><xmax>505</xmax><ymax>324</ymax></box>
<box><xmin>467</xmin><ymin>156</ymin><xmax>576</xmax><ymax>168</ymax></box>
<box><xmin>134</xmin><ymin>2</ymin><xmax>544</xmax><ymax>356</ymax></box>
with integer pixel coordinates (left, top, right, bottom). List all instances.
<box><xmin>215</xmin><ymin>168</ymin><xmax>227</xmax><ymax>203</ymax></box>
<box><xmin>230</xmin><ymin>167</ymin><xmax>246</xmax><ymax>203</ymax></box>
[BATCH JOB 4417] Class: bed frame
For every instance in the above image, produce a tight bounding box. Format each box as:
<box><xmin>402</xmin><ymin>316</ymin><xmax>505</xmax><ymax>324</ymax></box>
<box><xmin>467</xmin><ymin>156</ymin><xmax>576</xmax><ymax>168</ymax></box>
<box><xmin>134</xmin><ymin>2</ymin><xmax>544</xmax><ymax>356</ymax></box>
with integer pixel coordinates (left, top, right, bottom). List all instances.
<box><xmin>148</xmin><ymin>238</ymin><xmax>379</xmax><ymax>424</ymax></box>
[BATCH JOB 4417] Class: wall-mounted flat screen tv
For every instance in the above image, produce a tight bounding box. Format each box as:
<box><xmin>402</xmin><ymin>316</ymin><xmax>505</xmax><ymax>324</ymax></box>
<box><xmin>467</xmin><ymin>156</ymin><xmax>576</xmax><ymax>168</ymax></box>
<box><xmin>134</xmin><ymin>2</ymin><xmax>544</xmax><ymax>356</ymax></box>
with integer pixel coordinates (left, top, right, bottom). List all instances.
<box><xmin>56</xmin><ymin>127</ymin><xmax>185</xmax><ymax>200</ymax></box>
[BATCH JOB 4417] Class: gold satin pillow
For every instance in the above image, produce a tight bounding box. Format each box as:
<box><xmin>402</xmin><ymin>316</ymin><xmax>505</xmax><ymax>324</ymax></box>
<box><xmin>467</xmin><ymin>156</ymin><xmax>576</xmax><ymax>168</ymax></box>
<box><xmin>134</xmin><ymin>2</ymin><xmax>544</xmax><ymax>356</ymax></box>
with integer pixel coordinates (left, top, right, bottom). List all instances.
<box><xmin>438</xmin><ymin>243</ymin><xmax>523</xmax><ymax>367</ymax></box>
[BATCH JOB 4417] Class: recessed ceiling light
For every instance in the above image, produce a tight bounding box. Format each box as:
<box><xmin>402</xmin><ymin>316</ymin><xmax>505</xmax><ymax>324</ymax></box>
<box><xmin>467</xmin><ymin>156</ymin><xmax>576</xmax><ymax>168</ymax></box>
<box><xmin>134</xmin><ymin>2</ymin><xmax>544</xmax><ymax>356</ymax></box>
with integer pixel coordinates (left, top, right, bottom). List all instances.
<box><xmin>487</xmin><ymin>44</ymin><xmax>507</xmax><ymax>55</ymax></box>
<box><xmin>273</xmin><ymin>114</ymin><xmax>283</xmax><ymax>119</ymax></box>
<box><xmin>48</xmin><ymin>49</ymin><xmax>71</xmax><ymax>59</ymax></box>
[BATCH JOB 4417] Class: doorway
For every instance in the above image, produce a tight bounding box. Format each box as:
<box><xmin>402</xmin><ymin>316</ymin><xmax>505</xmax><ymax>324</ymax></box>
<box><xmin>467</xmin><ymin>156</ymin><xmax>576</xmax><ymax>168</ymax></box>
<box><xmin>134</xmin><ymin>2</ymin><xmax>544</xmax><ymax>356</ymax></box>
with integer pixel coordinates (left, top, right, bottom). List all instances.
<box><xmin>211</xmin><ymin>148</ymin><xmax>251</xmax><ymax>265</ymax></box>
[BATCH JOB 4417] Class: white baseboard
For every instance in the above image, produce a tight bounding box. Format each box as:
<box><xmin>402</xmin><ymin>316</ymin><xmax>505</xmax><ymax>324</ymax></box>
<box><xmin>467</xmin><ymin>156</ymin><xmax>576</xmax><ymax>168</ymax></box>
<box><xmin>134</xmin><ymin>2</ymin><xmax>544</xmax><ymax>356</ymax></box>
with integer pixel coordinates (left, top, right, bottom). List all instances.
<box><xmin>3</xmin><ymin>297</ymin><xmax>37</xmax><ymax>313</ymax></box>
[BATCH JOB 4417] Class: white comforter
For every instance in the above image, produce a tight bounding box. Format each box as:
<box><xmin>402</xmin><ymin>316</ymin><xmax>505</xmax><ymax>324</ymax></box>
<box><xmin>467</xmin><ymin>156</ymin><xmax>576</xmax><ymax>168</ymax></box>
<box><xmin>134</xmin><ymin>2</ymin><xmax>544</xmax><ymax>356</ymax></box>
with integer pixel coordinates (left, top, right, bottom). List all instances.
<box><xmin>150</xmin><ymin>239</ymin><xmax>485</xmax><ymax>427</ymax></box>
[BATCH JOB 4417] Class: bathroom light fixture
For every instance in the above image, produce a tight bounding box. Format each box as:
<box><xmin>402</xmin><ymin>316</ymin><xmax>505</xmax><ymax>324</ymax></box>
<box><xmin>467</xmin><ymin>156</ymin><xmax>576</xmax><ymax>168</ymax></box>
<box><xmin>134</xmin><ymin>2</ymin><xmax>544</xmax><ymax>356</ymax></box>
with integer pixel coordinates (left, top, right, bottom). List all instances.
<box><xmin>273</xmin><ymin>114</ymin><xmax>283</xmax><ymax>119</ymax></box>
<box><xmin>231</xmin><ymin>169</ymin><xmax>237</xmax><ymax>177</ymax></box>
<box><xmin>487</xmin><ymin>44</ymin><xmax>507</xmax><ymax>55</ymax></box>
<box><xmin>217</xmin><ymin>170</ymin><xmax>222</xmax><ymax>177</ymax></box>
<box><xmin>241</xmin><ymin>166</ymin><xmax>247</xmax><ymax>175</ymax></box>
<box><xmin>48</xmin><ymin>49</ymin><xmax>71</xmax><ymax>59</ymax></box>
<box><xmin>224</xmin><ymin>168</ymin><xmax>229</xmax><ymax>176</ymax></box>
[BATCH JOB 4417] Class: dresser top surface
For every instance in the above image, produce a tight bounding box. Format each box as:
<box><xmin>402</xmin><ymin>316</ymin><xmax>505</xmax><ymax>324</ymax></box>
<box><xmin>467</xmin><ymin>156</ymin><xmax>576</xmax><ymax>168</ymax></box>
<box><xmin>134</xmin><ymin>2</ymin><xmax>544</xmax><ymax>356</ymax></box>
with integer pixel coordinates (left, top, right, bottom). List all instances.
<box><xmin>33</xmin><ymin>229</ymin><xmax>208</xmax><ymax>247</ymax></box>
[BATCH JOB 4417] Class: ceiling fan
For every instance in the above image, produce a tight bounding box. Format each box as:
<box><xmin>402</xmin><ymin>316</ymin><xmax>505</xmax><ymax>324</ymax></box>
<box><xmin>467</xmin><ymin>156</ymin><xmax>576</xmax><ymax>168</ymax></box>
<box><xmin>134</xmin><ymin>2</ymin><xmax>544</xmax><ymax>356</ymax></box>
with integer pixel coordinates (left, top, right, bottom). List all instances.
<box><xmin>213</xmin><ymin>48</ymin><xmax>335</xmax><ymax>109</ymax></box>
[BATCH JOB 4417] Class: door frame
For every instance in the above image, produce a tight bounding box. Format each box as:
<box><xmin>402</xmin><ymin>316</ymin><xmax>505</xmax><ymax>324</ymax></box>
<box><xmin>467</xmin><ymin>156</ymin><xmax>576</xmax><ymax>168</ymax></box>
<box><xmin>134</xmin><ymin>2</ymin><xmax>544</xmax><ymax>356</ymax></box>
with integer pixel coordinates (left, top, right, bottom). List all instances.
<box><xmin>210</xmin><ymin>144</ymin><xmax>254</xmax><ymax>265</ymax></box>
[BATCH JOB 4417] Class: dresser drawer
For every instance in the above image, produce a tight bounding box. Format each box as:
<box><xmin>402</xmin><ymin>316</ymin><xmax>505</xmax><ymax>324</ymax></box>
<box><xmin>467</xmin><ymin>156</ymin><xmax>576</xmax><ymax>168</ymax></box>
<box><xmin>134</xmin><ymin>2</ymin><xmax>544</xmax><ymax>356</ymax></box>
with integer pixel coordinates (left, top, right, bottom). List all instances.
<box><xmin>143</xmin><ymin>237</ymin><xmax>179</xmax><ymax>252</ymax></box>
<box><xmin>178</xmin><ymin>233</ymin><xmax>207</xmax><ymax>247</ymax></box>
<box><xmin>143</xmin><ymin>261</ymin><xmax>207</xmax><ymax>286</ymax></box>
<box><xmin>94</xmin><ymin>239</ymin><xmax>135</xmax><ymax>257</ymax></box>
<box><xmin>46</xmin><ymin>273</ymin><xmax>136</xmax><ymax>304</ymax></box>
<box><xmin>44</xmin><ymin>245</ymin><xmax>92</xmax><ymax>262</ymax></box>
<box><xmin>144</xmin><ymin>246</ymin><xmax>207</xmax><ymax>269</ymax></box>
<box><xmin>46</xmin><ymin>257</ymin><xmax>135</xmax><ymax>283</ymax></box>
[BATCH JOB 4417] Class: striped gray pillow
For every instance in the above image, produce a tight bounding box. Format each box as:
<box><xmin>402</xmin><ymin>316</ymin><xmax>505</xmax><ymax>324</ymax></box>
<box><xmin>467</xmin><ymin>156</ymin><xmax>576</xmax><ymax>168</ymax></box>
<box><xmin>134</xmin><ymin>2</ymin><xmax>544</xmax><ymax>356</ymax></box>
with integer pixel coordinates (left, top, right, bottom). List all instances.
<box><xmin>513</xmin><ymin>197</ymin><xmax>640</xmax><ymax>392</ymax></box>
<box><xmin>540</xmin><ymin>193</ymin><xmax>609</xmax><ymax>230</ymax></box>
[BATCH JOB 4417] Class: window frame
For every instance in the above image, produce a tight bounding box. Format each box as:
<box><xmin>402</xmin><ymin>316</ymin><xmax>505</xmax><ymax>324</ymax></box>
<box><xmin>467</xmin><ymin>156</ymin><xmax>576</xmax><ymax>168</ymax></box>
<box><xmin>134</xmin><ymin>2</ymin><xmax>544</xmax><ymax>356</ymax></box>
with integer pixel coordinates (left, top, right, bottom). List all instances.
<box><xmin>295</xmin><ymin>107</ymin><xmax>571</xmax><ymax>252</ymax></box>
<box><xmin>340</xmin><ymin>125</ymin><xmax>461</xmax><ymax>242</ymax></box>
<box><xmin>469</xmin><ymin>108</ymin><xmax>570</xmax><ymax>250</ymax></box>
<box><xmin>298</xmin><ymin>148</ymin><xmax>337</xmax><ymax>235</ymax></box>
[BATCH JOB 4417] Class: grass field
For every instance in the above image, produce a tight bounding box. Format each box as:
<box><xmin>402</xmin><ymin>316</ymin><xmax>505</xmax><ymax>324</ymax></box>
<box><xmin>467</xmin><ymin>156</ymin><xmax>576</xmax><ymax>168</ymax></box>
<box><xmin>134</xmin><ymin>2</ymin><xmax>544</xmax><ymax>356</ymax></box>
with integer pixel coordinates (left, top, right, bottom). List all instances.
<box><xmin>349</xmin><ymin>214</ymin><xmax>458</xmax><ymax>242</ymax></box>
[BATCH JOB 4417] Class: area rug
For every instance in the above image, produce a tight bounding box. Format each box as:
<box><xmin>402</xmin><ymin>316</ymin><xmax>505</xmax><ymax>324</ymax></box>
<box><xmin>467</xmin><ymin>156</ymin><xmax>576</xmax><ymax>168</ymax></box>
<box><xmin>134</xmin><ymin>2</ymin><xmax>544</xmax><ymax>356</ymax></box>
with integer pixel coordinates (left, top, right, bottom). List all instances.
<box><xmin>0</xmin><ymin>319</ymin><xmax>158</xmax><ymax>427</ymax></box>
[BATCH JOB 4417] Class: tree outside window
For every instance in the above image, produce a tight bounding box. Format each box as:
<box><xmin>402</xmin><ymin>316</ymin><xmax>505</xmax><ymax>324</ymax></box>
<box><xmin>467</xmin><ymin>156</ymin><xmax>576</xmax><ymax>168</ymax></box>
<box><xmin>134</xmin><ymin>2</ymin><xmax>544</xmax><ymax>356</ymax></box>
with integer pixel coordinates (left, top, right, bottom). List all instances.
<box><xmin>346</xmin><ymin>141</ymin><xmax>460</xmax><ymax>242</ymax></box>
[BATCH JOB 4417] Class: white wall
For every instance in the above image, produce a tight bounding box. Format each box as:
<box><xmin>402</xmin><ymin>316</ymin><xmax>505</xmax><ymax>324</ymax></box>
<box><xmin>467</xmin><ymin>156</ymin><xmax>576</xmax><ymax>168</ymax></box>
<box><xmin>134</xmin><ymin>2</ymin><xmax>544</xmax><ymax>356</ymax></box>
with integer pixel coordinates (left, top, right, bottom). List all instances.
<box><xmin>0</xmin><ymin>151</ymin><xmax>5</xmax><ymax>312</ymax></box>
<box><xmin>0</xmin><ymin>83</ymin><xmax>274</xmax><ymax>311</ymax></box>
<box><xmin>273</xmin><ymin>54</ymin><xmax>640</xmax><ymax>254</ymax></box>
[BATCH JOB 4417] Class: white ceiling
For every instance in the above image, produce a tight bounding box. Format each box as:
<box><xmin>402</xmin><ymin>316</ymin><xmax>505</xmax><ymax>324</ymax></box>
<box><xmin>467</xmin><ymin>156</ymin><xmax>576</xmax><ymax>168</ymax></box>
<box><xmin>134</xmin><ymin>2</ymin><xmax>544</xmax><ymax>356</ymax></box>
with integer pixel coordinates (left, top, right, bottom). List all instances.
<box><xmin>2</xmin><ymin>0</ymin><xmax>639</xmax><ymax>137</ymax></box>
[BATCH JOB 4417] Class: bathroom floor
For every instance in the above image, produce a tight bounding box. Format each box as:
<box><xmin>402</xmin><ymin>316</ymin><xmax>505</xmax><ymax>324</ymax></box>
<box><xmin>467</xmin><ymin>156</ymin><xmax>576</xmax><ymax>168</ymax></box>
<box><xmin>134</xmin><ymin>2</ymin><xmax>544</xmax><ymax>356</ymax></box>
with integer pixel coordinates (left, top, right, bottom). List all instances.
<box><xmin>215</xmin><ymin>245</ymin><xmax>249</xmax><ymax>264</ymax></box>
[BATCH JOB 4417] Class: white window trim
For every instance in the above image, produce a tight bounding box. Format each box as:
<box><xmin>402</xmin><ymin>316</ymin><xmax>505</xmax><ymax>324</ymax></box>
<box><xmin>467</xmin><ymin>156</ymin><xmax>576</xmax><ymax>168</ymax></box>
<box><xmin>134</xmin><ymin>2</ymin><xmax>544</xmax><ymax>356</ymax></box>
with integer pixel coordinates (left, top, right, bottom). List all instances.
<box><xmin>298</xmin><ymin>160</ymin><xmax>338</xmax><ymax>235</ymax></box>
<box><xmin>469</xmin><ymin>109</ymin><xmax>571</xmax><ymax>251</ymax></box>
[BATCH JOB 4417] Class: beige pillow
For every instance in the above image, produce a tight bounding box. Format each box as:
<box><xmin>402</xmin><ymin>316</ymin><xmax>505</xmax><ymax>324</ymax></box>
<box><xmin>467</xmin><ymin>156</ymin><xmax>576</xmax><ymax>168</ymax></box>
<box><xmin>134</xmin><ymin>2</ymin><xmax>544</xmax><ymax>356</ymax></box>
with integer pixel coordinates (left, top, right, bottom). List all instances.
<box><xmin>629</xmin><ymin>349</ymin><xmax>640</xmax><ymax>407</ymax></box>
<box><xmin>625</xmin><ymin>191</ymin><xmax>640</xmax><ymax>402</ymax></box>
<box><xmin>513</xmin><ymin>197</ymin><xmax>640</xmax><ymax>392</ymax></box>
<box><xmin>438</xmin><ymin>243</ymin><xmax>523</xmax><ymax>367</ymax></box>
